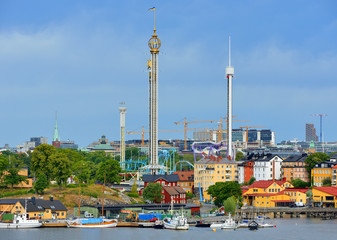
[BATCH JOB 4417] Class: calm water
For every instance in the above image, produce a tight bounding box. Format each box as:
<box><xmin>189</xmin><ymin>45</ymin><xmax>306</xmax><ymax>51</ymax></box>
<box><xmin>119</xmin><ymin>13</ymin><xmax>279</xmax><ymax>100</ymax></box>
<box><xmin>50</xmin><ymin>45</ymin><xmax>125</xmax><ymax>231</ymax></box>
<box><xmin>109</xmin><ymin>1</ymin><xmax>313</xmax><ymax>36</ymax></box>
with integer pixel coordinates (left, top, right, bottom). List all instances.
<box><xmin>1</xmin><ymin>218</ymin><xmax>336</xmax><ymax>240</ymax></box>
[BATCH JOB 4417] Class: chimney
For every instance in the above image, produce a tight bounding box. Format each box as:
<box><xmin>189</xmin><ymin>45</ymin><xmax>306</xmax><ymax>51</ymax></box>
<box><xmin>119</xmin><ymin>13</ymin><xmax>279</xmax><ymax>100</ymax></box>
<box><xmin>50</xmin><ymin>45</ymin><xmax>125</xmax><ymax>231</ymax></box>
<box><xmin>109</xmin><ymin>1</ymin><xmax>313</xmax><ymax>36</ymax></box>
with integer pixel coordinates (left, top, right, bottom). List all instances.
<box><xmin>50</xmin><ymin>196</ymin><xmax>53</xmax><ymax>201</ymax></box>
<box><xmin>31</xmin><ymin>196</ymin><xmax>36</xmax><ymax>205</ymax></box>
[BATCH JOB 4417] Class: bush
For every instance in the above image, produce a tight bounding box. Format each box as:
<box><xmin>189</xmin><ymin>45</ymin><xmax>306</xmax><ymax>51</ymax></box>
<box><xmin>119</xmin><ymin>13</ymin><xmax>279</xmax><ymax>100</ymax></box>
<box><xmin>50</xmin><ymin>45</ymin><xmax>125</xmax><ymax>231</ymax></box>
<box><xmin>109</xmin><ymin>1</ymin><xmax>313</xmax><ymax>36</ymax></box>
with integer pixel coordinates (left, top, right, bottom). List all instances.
<box><xmin>127</xmin><ymin>193</ymin><xmax>139</xmax><ymax>198</ymax></box>
<box><xmin>66</xmin><ymin>184</ymin><xmax>77</xmax><ymax>188</ymax></box>
<box><xmin>0</xmin><ymin>189</ymin><xmax>29</xmax><ymax>198</ymax></box>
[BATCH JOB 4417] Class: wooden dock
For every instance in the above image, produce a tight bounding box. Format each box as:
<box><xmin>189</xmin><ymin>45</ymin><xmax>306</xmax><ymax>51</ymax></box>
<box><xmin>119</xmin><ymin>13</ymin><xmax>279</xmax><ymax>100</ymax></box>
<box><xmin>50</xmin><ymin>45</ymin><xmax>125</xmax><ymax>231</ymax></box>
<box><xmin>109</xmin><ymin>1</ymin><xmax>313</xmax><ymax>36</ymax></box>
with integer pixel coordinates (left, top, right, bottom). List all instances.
<box><xmin>117</xmin><ymin>222</ymin><xmax>139</xmax><ymax>227</ymax></box>
<box><xmin>237</xmin><ymin>208</ymin><xmax>337</xmax><ymax>219</ymax></box>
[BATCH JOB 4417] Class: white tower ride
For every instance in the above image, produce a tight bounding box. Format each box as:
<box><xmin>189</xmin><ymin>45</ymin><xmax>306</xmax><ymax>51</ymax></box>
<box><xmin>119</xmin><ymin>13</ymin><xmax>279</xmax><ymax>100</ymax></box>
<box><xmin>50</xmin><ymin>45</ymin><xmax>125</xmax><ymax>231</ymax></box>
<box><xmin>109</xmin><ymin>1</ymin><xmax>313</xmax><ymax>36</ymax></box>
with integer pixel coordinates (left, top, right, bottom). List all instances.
<box><xmin>148</xmin><ymin>9</ymin><xmax>161</xmax><ymax>174</ymax></box>
<box><xmin>119</xmin><ymin>103</ymin><xmax>127</xmax><ymax>170</ymax></box>
<box><xmin>225</xmin><ymin>37</ymin><xmax>234</xmax><ymax>160</ymax></box>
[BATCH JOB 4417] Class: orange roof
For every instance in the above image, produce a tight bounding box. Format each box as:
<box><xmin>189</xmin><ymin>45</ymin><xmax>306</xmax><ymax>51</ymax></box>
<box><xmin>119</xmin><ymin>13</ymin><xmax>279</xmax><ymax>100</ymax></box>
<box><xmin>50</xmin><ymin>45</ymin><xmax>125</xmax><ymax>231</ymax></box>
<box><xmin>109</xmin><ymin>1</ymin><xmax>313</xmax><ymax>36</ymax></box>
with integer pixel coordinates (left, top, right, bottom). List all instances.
<box><xmin>246</xmin><ymin>193</ymin><xmax>275</xmax><ymax>197</ymax></box>
<box><xmin>249</xmin><ymin>179</ymin><xmax>287</xmax><ymax>189</ymax></box>
<box><xmin>332</xmin><ymin>165</ymin><xmax>337</xmax><ymax>169</ymax></box>
<box><xmin>172</xmin><ymin>171</ymin><xmax>194</xmax><ymax>182</ymax></box>
<box><xmin>313</xmin><ymin>187</ymin><xmax>337</xmax><ymax>196</ymax></box>
<box><xmin>163</xmin><ymin>186</ymin><xmax>186</xmax><ymax>196</ymax></box>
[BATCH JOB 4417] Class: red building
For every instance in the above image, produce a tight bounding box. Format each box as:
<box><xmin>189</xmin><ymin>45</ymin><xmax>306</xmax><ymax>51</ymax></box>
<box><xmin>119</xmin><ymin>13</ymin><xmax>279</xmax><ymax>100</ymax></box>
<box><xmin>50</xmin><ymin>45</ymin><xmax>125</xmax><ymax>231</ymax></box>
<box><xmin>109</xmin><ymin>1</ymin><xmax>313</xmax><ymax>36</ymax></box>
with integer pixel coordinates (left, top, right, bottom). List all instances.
<box><xmin>243</xmin><ymin>160</ymin><xmax>254</xmax><ymax>183</ymax></box>
<box><xmin>143</xmin><ymin>174</ymin><xmax>186</xmax><ymax>204</ymax></box>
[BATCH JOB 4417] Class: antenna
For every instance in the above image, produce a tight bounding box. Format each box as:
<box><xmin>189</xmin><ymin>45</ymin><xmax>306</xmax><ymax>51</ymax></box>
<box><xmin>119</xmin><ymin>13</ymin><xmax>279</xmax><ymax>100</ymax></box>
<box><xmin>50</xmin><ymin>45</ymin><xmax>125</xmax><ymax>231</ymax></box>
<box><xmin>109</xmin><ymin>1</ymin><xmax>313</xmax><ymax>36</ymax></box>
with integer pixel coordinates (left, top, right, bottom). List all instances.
<box><xmin>228</xmin><ymin>36</ymin><xmax>231</xmax><ymax>67</ymax></box>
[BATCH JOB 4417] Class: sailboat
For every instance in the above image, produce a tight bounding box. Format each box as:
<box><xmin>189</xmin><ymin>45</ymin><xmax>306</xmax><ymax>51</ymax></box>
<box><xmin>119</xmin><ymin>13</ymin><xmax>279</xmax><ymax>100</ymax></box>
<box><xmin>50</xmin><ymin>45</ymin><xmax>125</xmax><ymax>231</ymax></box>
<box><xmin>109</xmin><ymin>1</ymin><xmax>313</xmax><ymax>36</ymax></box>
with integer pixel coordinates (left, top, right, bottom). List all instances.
<box><xmin>163</xmin><ymin>201</ymin><xmax>189</xmax><ymax>230</ymax></box>
<box><xmin>67</xmin><ymin>178</ymin><xmax>117</xmax><ymax>228</ymax></box>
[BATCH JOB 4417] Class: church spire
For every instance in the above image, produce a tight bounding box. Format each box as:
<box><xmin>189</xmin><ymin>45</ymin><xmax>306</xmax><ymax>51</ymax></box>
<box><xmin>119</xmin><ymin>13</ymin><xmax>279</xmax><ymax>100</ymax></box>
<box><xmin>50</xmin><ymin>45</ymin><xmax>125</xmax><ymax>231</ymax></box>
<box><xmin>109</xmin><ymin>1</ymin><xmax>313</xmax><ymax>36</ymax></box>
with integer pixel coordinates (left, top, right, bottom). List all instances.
<box><xmin>53</xmin><ymin>112</ymin><xmax>60</xmax><ymax>141</ymax></box>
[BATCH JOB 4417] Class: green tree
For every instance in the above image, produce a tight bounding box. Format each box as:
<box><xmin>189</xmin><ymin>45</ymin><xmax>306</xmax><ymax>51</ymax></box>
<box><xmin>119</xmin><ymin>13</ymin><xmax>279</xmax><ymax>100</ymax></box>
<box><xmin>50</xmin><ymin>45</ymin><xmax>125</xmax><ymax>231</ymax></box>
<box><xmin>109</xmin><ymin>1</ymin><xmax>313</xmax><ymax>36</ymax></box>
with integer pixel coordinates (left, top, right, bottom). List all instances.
<box><xmin>34</xmin><ymin>174</ymin><xmax>49</xmax><ymax>194</ymax></box>
<box><xmin>305</xmin><ymin>152</ymin><xmax>330</xmax><ymax>180</ymax></box>
<box><xmin>291</xmin><ymin>178</ymin><xmax>310</xmax><ymax>188</ymax></box>
<box><xmin>248</xmin><ymin>177</ymin><xmax>256</xmax><ymax>186</ymax></box>
<box><xmin>31</xmin><ymin>144</ymin><xmax>56</xmax><ymax>180</ymax></box>
<box><xmin>223</xmin><ymin>196</ymin><xmax>237</xmax><ymax>215</ymax></box>
<box><xmin>142</xmin><ymin>183</ymin><xmax>163</xmax><ymax>203</ymax></box>
<box><xmin>73</xmin><ymin>160</ymin><xmax>91</xmax><ymax>184</ymax></box>
<box><xmin>96</xmin><ymin>159</ymin><xmax>122</xmax><ymax>184</ymax></box>
<box><xmin>207</xmin><ymin>181</ymin><xmax>242</xmax><ymax>207</ymax></box>
<box><xmin>3</xmin><ymin>156</ymin><xmax>27</xmax><ymax>189</ymax></box>
<box><xmin>125</xmin><ymin>147</ymin><xmax>140</xmax><ymax>160</ymax></box>
<box><xmin>50</xmin><ymin>152</ymin><xmax>72</xmax><ymax>188</ymax></box>
<box><xmin>0</xmin><ymin>155</ymin><xmax>8</xmax><ymax>185</ymax></box>
<box><xmin>235</xmin><ymin>152</ymin><xmax>245</xmax><ymax>161</ymax></box>
<box><xmin>322</xmin><ymin>177</ymin><xmax>331</xmax><ymax>186</ymax></box>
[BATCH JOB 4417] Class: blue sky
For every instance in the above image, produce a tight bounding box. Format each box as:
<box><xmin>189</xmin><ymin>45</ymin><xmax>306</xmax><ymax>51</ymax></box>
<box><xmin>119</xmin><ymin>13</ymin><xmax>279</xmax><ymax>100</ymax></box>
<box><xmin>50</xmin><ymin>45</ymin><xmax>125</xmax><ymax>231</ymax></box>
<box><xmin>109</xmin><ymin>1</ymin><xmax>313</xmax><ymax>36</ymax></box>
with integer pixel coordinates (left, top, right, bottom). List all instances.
<box><xmin>0</xmin><ymin>0</ymin><xmax>337</xmax><ymax>148</ymax></box>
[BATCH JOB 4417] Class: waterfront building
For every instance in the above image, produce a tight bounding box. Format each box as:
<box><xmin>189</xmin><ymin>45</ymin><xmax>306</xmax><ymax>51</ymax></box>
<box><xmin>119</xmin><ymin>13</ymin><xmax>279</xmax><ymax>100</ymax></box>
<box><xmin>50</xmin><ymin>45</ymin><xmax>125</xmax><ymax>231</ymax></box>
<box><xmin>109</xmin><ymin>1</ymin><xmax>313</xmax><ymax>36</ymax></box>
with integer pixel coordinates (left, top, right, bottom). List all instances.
<box><xmin>305</xmin><ymin>123</ymin><xmax>318</xmax><ymax>142</ymax></box>
<box><xmin>311</xmin><ymin>161</ymin><xmax>337</xmax><ymax>187</ymax></box>
<box><xmin>253</xmin><ymin>154</ymin><xmax>283</xmax><ymax>181</ymax></box>
<box><xmin>242</xmin><ymin>179</ymin><xmax>296</xmax><ymax>207</ymax></box>
<box><xmin>172</xmin><ymin>170</ymin><xmax>194</xmax><ymax>193</ymax></box>
<box><xmin>282</xmin><ymin>153</ymin><xmax>309</xmax><ymax>182</ymax></box>
<box><xmin>282</xmin><ymin>188</ymin><xmax>309</xmax><ymax>205</ymax></box>
<box><xmin>194</xmin><ymin>156</ymin><xmax>238</xmax><ymax>201</ymax></box>
<box><xmin>0</xmin><ymin>197</ymin><xmax>67</xmax><ymax>220</ymax></box>
<box><xmin>312</xmin><ymin>187</ymin><xmax>337</xmax><ymax>208</ymax></box>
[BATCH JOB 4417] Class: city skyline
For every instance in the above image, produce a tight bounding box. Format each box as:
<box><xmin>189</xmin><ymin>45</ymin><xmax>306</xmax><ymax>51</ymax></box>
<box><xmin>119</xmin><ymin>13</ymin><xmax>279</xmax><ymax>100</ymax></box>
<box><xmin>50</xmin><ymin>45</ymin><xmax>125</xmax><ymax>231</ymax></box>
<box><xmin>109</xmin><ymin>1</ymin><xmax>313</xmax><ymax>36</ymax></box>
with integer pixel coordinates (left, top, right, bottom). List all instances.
<box><xmin>1</xmin><ymin>0</ymin><xmax>337</xmax><ymax>148</ymax></box>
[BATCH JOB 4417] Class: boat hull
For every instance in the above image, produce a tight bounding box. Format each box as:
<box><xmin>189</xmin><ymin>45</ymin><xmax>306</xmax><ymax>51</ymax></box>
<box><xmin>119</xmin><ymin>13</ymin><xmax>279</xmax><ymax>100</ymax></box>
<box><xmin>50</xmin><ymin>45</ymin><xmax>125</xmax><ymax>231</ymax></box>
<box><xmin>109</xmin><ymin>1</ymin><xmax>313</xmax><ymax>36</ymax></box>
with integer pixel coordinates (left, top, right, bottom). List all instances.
<box><xmin>0</xmin><ymin>222</ymin><xmax>42</xmax><ymax>229</ymax></box>
<box><xmin>67</xmin><ymin>222</ymin><xmax>117</xmax><ymax>228</ymax></box>
<box><xmin>163</xmin><ymin>222</ymin><xmax>189</xmax><ymax>230</ymax></box>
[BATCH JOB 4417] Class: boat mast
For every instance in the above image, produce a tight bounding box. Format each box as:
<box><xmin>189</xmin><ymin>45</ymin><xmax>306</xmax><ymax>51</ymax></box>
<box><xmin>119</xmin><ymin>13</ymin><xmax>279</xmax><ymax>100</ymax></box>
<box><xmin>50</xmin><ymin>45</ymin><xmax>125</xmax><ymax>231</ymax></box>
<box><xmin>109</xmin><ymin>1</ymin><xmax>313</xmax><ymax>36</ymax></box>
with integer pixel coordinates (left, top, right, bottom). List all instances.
<box><xmin>102</xmin><ymin>171</ymin><xmax>106</xmax><ymax>217</ymax></box>
<box><xmin>78</xmin><ymin>181</ymin><xmax>81</xmax><ymax>217</ymax></box>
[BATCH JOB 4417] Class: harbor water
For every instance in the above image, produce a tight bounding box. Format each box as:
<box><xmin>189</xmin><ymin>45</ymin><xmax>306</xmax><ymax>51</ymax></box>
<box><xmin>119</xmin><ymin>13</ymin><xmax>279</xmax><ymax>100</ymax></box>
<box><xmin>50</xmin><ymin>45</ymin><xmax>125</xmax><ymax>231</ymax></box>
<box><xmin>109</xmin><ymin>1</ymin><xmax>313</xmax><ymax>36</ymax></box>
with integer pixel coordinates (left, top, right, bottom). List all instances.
<box><xmin>0</xmin><ymin>218</ymin><xmax>336</xmax><ymax>240</ymax></box>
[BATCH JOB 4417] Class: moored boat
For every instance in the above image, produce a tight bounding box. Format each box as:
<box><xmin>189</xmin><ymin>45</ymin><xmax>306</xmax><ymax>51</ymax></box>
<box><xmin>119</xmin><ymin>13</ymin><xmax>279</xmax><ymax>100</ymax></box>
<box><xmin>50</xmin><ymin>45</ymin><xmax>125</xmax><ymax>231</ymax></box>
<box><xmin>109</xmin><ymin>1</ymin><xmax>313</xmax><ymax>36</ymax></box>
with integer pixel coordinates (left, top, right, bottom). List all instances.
<box><xmin>163</xmin><ymin>215</ymin><xmax>189</xmax><ymax>230</ymax></box>
<box><xmin>66</xmin><ymin>218</ymin><xmax>117</xmax><ymax>228</ymax></box>
<box><xmin>195</xmin><ymin>220</ymin><xmax>211</xmax><ymax>228</ymax></box>
<box><xmin>0</xmin><ymin>212</ymin><xmax>42</xmax><ymax>229</ymax></box>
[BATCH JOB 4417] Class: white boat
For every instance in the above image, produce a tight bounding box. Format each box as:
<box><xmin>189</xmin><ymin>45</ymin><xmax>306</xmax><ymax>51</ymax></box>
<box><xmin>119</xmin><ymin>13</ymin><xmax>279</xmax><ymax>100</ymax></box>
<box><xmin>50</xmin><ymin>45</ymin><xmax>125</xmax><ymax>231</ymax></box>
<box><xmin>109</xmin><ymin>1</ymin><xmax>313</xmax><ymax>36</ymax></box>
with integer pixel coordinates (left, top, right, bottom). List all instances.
<box><xmin>163</xmin><ymin>201</ymin><xmax>189</xmax><ymax>230</ymax></box>
<box><xmin>0</xmin><ymin>213</ymin><xmax>42</xmax><ymax>229</ymax></box>
<box><xmin>163</xmin><ymin>215</ymin><xmax>189</xmax><ymax>230</ymax></box>
<box><xmin>66</xmin><ymin>218</ymin><xmax>117</xmax><ymax>228</ymax></box>
<box><xmin>210</xmin><ymin>213</ymin><xmax>237</xmax><ymax>229</ymax></box>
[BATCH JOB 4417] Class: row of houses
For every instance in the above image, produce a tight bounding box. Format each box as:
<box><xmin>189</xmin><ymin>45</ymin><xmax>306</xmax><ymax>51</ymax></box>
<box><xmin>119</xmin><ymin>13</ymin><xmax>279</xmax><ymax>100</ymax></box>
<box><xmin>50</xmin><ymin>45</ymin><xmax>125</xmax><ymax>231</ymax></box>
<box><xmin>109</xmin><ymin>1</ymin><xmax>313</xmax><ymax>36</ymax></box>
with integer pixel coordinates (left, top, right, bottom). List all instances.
<box><xmin>194</xmin><ymin>153</ymin><xmax>337</xmax><ymax>201</ymax></box>
<box><xmin>242</xmin><ymin>179</ymin><xmax>337</xmax><ymax>208</ymax></box>
<box><xmin>0</xmin><ymin>197</ymin><xmax>67</xmax><ymax>220</ymax></box>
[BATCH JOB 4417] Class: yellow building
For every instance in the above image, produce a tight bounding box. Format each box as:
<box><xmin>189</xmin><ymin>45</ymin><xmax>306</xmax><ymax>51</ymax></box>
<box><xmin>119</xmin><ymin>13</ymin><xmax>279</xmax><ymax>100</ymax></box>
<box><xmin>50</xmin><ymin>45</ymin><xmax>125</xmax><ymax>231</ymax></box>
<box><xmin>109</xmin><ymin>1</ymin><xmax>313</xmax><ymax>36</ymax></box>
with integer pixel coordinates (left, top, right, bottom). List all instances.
<box><xmin>312</xmin><ymin>187</ymin><xmax>337</xmax><ymax>208</ymax></box>
<box><xmin>0</xmin><ymin>197</ymin><xmax>67</xmax><ymax>220</ymax></box>
<box><xmin>311</xmin><ymin>161</ymin><xmax>336</xmax><ymax>186</ymax></box>
<box><xmin>194</xmin><ymin>157</ymin><xmax>238</xmax><ymax>201</ymax></box>
<box><xmin>242</xmin><ymin>180</ymin><xmax>298</xmax><ymax>207</ymax></box>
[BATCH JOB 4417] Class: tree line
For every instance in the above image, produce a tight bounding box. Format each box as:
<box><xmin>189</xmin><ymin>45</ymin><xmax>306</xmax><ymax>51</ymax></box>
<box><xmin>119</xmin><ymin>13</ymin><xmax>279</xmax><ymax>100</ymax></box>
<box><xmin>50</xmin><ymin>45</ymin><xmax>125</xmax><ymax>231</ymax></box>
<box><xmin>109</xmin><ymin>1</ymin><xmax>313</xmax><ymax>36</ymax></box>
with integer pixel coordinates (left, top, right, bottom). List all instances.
<box><xmin>0</xmin><ymin>144</ymin><xmax>124</xmax><ymax>193</ymax></box>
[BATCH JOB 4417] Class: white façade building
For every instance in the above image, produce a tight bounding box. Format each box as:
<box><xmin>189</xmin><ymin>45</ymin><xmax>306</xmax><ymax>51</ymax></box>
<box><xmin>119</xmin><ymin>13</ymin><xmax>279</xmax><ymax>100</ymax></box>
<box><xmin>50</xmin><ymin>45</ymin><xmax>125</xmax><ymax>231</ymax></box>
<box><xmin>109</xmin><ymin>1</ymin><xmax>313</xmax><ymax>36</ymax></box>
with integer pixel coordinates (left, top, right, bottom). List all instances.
<box><xmin>253</xmin><ymin>154</ymin><xmax>283</xmax><ymax>181</ymax></box>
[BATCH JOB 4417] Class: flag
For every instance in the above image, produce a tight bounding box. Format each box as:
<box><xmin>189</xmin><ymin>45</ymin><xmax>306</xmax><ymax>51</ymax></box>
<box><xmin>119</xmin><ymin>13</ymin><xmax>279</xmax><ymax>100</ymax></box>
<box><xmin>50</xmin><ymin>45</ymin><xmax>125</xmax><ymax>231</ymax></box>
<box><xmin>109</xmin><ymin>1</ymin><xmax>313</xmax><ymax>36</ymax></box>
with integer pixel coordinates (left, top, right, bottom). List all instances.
<box><xmin>147</xmin><ymin>7</ymin><xmax>155</xmax><ymax>11</ymax></box>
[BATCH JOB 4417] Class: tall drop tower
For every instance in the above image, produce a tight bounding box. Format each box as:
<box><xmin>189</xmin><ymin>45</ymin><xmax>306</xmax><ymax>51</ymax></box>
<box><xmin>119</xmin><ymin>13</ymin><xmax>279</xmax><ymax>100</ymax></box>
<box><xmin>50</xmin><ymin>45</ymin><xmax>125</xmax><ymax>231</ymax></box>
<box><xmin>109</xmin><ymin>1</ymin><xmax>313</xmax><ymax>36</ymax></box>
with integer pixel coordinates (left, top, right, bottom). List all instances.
<box><xmin>119</xmin><ymin>103</ymin><xmax>127</xmax><ymax>170</ymax></box>
<box><xmin>148</xmin><ymin>8</ymin><xmax>161</xmax><ymax>174</ymax></box>
<box><xmin>225</xmin><ymin>37</ymin><xmax>234</xmax><ymax>160</ymax></box>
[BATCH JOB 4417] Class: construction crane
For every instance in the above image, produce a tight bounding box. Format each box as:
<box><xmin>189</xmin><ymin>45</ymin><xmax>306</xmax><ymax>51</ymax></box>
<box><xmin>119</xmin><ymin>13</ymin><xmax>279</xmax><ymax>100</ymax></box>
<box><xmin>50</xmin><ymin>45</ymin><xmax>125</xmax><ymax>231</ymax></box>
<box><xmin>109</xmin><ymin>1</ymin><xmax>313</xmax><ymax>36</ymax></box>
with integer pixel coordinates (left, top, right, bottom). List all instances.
<box><xmin>174</xmin><ymin>117</ymin><xmax>251</xmax><ymax>150</ymax></box>
<box><xmin>127</xmin><ymin>127</ymin><xmax>209</xmax><ymax>146</ymax></box>
<box><xmin>211</xmin><ymin>117</ymin><xmax>251</xmax><ymax>141</ymax></box>
<box><xmin>239</xmin><ymin>125</ymin><xmax>267</xmax><ymax>144</ymax></box>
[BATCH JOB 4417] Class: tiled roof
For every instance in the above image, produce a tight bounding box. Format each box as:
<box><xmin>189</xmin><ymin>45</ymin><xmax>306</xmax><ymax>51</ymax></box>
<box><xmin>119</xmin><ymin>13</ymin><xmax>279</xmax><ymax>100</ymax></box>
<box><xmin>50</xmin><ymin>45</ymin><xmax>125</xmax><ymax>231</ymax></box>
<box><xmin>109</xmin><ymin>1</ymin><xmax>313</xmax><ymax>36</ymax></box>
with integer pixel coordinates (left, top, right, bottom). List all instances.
<box><xmin>283</xmin><ymin>188</ymin><xmax>309</xmax><ymax>193</ymax></box>
<box><xmin>313</xmin><ymin>187</ymin><xmax>337</xmax><ymax>196</ymax></box>
<box><xmin>249</xmin><ymin>180</ymin><xmax>286</xmax><ymax>189</ymax></box>
<box><xmin>196</xmin><ymin>157</ymin><xmax>237</xmax><ymax>165</ymax></box>
<box><xmin>0</xmin><ymin>198</ymin><xmax>67</xmax><ymax>212</ymax></box>
<box><xmin>246</xmin><ymin>193</ymin><xmax>275</xmax><ymax>197</ymax></box>
<box><xmin>163</xmin><ymin>186</ymin><xmax>186</xmax><ymax>196</ymax></box>
<box><xmin>332</xmin><ymin>165</ymin><xmax>337</xmax><ymax>169</ymax></box>
<box><xmin>172</xmin><ymin>171</ymin><xmax>194</xmax><ymax>181</ymax></box>
<box><xmin>143</xmin><ymin>174</ymin><xmax>180</xmax><ymax>183</ymax></box>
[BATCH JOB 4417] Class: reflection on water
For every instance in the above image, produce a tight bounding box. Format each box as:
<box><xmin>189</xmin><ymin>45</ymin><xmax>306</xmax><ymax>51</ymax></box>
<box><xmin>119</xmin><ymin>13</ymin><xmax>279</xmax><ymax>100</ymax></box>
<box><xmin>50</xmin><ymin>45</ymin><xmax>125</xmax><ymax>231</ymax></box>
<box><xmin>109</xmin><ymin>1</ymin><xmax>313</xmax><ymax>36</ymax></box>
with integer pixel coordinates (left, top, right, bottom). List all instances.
<box><xmin>0</xmin><ymin>218</ymin><xmax>336</xmax><ymax>240</ymax></box>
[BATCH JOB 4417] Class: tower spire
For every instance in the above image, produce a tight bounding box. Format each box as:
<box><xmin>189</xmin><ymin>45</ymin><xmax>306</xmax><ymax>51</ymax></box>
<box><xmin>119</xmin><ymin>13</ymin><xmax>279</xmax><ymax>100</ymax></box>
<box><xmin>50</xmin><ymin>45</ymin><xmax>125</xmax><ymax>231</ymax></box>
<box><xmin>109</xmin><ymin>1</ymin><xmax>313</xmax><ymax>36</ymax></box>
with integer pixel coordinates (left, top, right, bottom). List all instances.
<box><xmin>53</xmin><ymin>112</ymin><xmax>60</xmax><ymax>141</ymax></box>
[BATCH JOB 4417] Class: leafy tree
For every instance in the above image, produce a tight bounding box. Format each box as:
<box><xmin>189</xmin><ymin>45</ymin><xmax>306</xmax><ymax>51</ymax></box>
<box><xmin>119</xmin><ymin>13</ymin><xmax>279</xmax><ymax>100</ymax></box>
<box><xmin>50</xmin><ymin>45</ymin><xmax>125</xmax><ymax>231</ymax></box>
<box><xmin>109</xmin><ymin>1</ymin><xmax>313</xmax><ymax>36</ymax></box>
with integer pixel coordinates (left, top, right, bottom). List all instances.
<box><xmin>0</xmin><ymin>155</ymin><xmax>8</xmax><ymax>184</ymax></box>
<box><xmin>58</xmin><ymin>149</ymin><xmax>85</xmax><ymax>163</ymax></box>
<box><xmin>142</xmin><ymin>183</ymin><xmax>163</xmax><ymax>203</ymax></box>
<box><xmin>248</xmin><ymin>177</ymin><xmax>256</xmax><ymax>186</ymax></box>
<box><xmin>223</xmin><ymin>196</ymin><xmax>237</xmax><ymax>215</ymax></box>
<box><xmin>125</xmin><ymin>147</ymin><xmax>140</xmax><ymax>160</ymax></box>
<box><xmin>86</xmin><ymin>151</ymin><xmax>112</xmax><ymax>164</ymax></box>
<box><xmin>3</xmin><ymin>156</ymin><xmax>27</xmax><ymax>189</ymax></box>
<box><xmin>50</xmin><ymin>152</ymin><xmax>72</xmax><ymax>188</ymax></box>
<box><xmin>96</xmin><ymin>159</ymin><xmax>122</xmax><ymax>184</ymax></box>
<box><xmin>291</xmin><ymin>178</ymin><xmax>310</xmax><ymax>188</ymax></box>
<box><xmin>130</xmin><ymin>181</ymin><xmax>138</xmax><ymax>195</ymax></box>
<box><xmin>34</xmin><ymin>174</ymin><xmax>49</xmax><ymax>194</ymax></box>
<box><xmin>305</xmin><ymin>152</ymin><xmax>330</xmax><ymax>180</ymax></box>
<box><xmin>31</xmin><ymin>144</ymin><xmax>56</xmax><ymax>180</ymax></box>
<box><xmin>207</xmin><ymin>181</ymin><xmax>242</xmax><ymax>207</ymax></box>
<box><xmin>73</xmin><ymin>160</ymin><xmax>91</xmax><ymax>184</ymax></box>
<box><xmin>322</xmin><ymin>177</ymin><xmax>331</xmax><ymax>186</ymax></box>
<box><xmin>235</xmin><ymin>152</ymin><xmax>245</xmax><ymax>161</ymax></box>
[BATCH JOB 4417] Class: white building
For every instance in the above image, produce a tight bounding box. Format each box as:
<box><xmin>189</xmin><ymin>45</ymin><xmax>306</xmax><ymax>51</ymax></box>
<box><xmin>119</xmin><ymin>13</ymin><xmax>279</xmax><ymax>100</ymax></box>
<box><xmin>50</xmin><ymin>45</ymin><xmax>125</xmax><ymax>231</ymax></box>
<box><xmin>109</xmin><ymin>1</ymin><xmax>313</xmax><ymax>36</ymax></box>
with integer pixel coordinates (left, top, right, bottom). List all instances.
<box><xmin>253</xmin><ymin>154</ymin><xmax>283</xmax><ymax>181</ymax></box>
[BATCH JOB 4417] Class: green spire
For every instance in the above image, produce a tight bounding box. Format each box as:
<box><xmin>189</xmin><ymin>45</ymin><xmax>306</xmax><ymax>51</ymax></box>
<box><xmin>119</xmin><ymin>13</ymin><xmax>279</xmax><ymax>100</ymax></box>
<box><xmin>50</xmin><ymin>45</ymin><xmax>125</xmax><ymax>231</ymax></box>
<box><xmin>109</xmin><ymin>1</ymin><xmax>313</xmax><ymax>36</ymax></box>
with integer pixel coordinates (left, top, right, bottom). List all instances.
<box><xmin>309</xmin><ymin>140</ymin><xmax>315</xmax><ymax>148</ymax></box>
<box><xmin>53</xmin><ymin>112</ymin><xmax>60</xmax><ymax>141</ymax></box>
